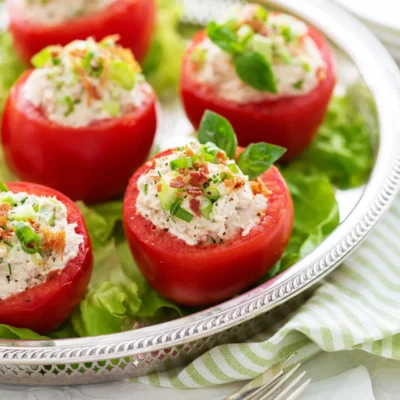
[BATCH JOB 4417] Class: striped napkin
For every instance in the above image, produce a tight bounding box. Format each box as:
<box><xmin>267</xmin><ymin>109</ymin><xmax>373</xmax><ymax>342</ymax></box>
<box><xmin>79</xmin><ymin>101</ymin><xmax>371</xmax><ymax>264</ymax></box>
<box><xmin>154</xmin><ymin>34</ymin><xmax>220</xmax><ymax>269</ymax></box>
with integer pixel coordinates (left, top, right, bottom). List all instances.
<box><xmin>137</xmin><ymin>194</ymin><xmax>400</xmax><ymax>389</ymax></box>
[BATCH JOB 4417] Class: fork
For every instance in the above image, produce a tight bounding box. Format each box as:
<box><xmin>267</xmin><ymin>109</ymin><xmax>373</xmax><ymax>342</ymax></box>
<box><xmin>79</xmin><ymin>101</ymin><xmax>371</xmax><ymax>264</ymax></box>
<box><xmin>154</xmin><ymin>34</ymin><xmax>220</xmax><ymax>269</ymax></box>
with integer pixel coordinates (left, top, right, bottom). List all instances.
<box><xmin>225</xmin><ymin>357</ymin><xmax>311</xmax><ymax>400</ymax></box>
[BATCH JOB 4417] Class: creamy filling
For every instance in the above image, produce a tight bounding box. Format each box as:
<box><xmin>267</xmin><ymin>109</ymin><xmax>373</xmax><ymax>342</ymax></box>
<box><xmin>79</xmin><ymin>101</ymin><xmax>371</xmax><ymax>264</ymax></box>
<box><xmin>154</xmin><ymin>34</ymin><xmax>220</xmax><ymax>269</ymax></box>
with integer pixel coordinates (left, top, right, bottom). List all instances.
<box><xmin>0</xmin><ymin>191</ymin><xmax>83</xmax><ymax>300</ymax></box>
<box><xmin>15</xmin><ymin>0</ymin><xmax>116</xmax><ymax>25</ymax></box>
<box><xmin>136</xmin><ymin>142</ymin><xmax>268</xmax><ymax>246</ymax></box>
<box><xmin>195</xmin><ymin>11</ymin><xmax>327</xmax><ymax>103</ymax></box>
<box><xmin>22</xmin><ymin>37</ymin><xmax>147</xmax><ymax>127</ymax></box>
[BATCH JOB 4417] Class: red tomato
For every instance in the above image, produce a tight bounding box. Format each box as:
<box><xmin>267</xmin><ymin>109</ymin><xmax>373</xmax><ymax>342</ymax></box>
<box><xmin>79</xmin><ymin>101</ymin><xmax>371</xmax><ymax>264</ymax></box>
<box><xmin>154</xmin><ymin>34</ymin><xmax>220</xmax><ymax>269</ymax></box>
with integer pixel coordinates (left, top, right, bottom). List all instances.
<box><xmin>0</xmin><ymin>182</ymin><xmax>93</xmax><ymax>334</ymax></box>
<box><xmin>2</xmin><ymin>71</ymin><xmax>157</xmax><ymax>204</ymax></box>
<box><xmin>7</xmin><ymin>0</ymin><xmax>156</xmax><ymax>64</ymax></box>
<box><xmin>180</xmin><ymin>27</ymin><xmax>336</xmax><ymax>160</ymax></box>
<box><xmin>123</xmin><ymin>149</ymin><xmax>294</xmax><ymax>306</ymax></box>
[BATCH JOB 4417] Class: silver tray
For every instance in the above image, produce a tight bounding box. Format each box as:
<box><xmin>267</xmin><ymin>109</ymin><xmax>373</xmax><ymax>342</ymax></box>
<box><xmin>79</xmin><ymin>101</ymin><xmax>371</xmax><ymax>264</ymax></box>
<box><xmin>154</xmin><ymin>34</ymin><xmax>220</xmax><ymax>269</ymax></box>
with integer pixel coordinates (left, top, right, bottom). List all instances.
<box><xmin>1</xmin><ymin>0</ymin><xmax>400</xmax><ymax>386</ymax></box>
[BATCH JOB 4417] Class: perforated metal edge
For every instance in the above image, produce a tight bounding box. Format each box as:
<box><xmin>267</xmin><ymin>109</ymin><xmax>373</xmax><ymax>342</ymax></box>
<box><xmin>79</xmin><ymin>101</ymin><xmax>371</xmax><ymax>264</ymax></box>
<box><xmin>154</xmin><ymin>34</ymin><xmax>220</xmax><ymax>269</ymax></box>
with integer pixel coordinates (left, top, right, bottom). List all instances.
<box><xmin>0</xmin><ymin>0</ymin><xmax>399</xmax><ymax>366</ymax></box>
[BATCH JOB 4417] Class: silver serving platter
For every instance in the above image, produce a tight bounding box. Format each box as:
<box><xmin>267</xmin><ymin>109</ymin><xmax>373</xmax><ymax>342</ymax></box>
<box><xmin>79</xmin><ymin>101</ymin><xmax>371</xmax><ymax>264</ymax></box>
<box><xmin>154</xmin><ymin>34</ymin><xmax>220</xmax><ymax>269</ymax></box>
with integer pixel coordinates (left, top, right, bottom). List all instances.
<box><xmin>1</xmin><ymin>0</ymin><xmax>400</xmax><ymax>386</ymax></box>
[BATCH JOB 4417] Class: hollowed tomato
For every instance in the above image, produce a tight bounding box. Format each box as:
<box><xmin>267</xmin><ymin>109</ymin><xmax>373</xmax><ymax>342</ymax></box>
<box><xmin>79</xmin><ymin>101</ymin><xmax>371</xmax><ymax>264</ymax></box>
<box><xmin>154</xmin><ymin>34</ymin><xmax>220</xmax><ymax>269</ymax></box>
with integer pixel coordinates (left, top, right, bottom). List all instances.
<box><xmin>180</xmin><ymin>27</ymin><xmax>336</xmax><ymax>160</ymax></box>
<box><xmin>1</xmin><ymin>71</ymin><xmax>157</xmax><ymax>204</ymax></box>
<box><xmin>7</xmin><ymin>0</ymin><xmax>156</xmax><ymax>64</ymax></box>
<box><xmin>123</xmin><ymin>149</ymin><xmax>294</xmax><ymax>306</ymax></box>
<box><xmin>0</xmin><ymin>182</ymin><xmax>93</xmax><ymax>334</ymax></box>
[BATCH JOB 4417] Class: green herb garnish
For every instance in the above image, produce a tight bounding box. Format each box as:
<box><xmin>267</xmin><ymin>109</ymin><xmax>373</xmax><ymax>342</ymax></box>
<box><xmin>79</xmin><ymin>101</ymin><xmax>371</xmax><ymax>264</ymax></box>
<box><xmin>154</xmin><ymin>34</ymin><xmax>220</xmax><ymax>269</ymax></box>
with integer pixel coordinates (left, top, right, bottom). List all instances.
<box><xmin>14</xmin><ymin>222</ymin><xmax>41</xmax><ymax>255</ymax></box>
<box><xmin>198</xmin><ymin>111</ymin><xmax>237</xmax><ymax>159</ymax></box>
<box><xmin>237</xmin><ymin>143</ymin><xmax>286</xmax><ymax>181</ymax></box>
<box><xmin>7</xmin><ymin>263</ymin><xmax>12</xmax><ymax>276</ymax></box>
<box><xmin>0</xmin><ymin>182</ymin><xmax>9</xmax><ymax>192</ymax></box>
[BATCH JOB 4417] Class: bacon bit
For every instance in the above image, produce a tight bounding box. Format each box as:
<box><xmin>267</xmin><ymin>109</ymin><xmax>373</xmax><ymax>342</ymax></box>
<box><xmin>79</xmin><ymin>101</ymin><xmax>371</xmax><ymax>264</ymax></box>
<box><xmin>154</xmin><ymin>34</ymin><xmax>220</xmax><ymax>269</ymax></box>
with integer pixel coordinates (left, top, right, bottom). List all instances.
<box><xmin>0</xmin><ymin>216</ymin><xmax>6</xmax><ymax>227</ymax></box>
<box><xmin>190</xmin><ymin>170</ymin><xmax>208</xmax><ymax>186</ymax></box>
<box><xmin>40</xmin><ymin>228</ymin><xmax>66</xmax><ymax>257</ymax></box>
<box><xmin>201</xmin><ymin>164</ymin><xmax>209</xmax><ymax>175</ymax></box>
<box><xmin>0</xmin><ymin>203</ymin><xmax>11</xmax><ymax>216</ymax></box>
<box><xmin>251</xmin><ymin>178</ymin><xmax>272</xmax><ymax>197</ymax></box>
<box><xmin>27</xmin><ymin>218</ymin><xmax>41</xmax><ymax>232</ymax></box>
<box><xmin>102</xmin><ymin>34</ymin><xmax>121</xmax><ymax>44</ymax></box>
<box><xmin>216</xmin><ymin>151</ymin><xmax>226</xmax><ymax>161</ymax></box>
<box><xmin>149</xmin><ymin>175</ymin><xmax>161</xmax><ymax>182</ymax></box>
<box><xmin>187</xmin><ymin>188</ymin><xmax>203</xmax><ymax>196</ymax></box>
<box><xmin>170</xmin><ymin>175</ymin><xmax>185</xmax><ymax>189</ymax></box>
<box><xmin>178</xmin><ymin>168</ymin><xmax>189</xmax><ymax>175</ymax></box>
<box><xmin>224</xmin><ymin>176</ymin><xmax>245</xmax><ymax>193</ymax></box>
<box><xmin>145</xmin><ymin>160</ymin><xmax>156</xmax><ymax>174</ymax></box>
<box><xmin>185</xmin><ymin>145</ymin><xmax>195</xmax><ymax>157</ymax></box>
<box><xmin>189</xmin><ymin>198</ymin><xmax>201</xmax><ymax>217</ymax></box>
<box><xmin>156</xmin><ymin>183</ymin><xmax>162</xmax><ymax>193</ymax></box>
<box><xmin>316</xmin><ymin>67</ymin><xmax>326</xmax><ymax>81</ymax></box>
<box><xmin>245</xmin><ymin>19</ymin><xmax>267</xmax><ymax>35</ymax></box>
<box><xmin>224</xmin><ymin>179</ymin><xmax>235</xmax><ymax>193</ymax></box>
<box><xmin>0</xmin><ymin>228</ymin><xmax>13</xmax><ymax>240</ymax></box>
<box><xmin>75</xmin><ymin>64</ymin><xmax>101</xmax><ymax>106</ymax></box>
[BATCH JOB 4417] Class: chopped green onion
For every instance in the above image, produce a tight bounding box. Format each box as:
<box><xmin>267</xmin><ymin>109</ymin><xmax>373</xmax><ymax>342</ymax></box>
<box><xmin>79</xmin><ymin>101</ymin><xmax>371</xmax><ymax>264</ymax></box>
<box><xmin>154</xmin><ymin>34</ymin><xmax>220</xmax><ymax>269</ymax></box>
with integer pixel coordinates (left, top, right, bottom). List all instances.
<box><xmin>102</xmin><ymin>101</ymin><xmax>121</xmax><ymax>117</ymax></box>
<box><xmin>63</xmin><ymin>96</ymin><xmax>74</xmax><ymax>117</ymax></box>
<box><xmin>48</xmin><ymin>212</ymin><xmax>56</xmax><ymax>227</ymax></box>
<box><xmin>2</xmin><ymin>196</ymin><xmax>16</xmax><ymax>206</ymax></box>
<box><xmin>8</xmin><ymin>263</ymin><xmax>12</xmax><ymax>276</ymax></box>
<box><xmin>3</xmin><ymin>241</ymin><xmax>13</xmax><ymax>248</ymax></box>
<box><xmin>109</xmin><ymin>61</ymin><xmax>136</xmax><ymax>90</ymax></box>
<box><xmin>144</xmin><ymin>184</ymin><xmax>148</xmax><ymax>195</ymax></box>
<box><xmin>82</xmin><ymin>51</ymin><xmax>104</xmax><ymax>77</ymax></box>
<box><xmin>237</xmin><ymin>24</ymin><xmax>254</xmax><ymax>45</ymax></box>
<box><xmin>171</xmin><ymin>204</ymin><xmax>193</xmax><ymax>223</ymax></box>
<box><xmin>191</xmin><ymin>47</ymin><xmax>208</xmax><ymax>65</ymax></box>
<box><xmin>20</xmin><ymin>197</ymin><xmax>28</xmax><ymax>205</ymax></box>
<box><xmin>302</xmin><ymin>62</ymin><xmax>312</xmax><ymax>73</ymax></box>
<box><xmin>220</xmin><ymin>172</ymin><xmax>232</xmax><ymax>181</ymax></box>
<box><xmin>249</xmin><ymin>35</ymin><xmax>273</xmax><ymax>62</ymax></box>
<box><xmin>33</xmin><ymin>203</ymin><xmax>39</xmax><ymax>212</ymax></box>
<box><xmin>205</xmin><ymin>186</ymin><xmax>221</xmax><ymax>201</ymax></box>
<box><xmin>200</xmin><ymin>198</ymin><xmax>213</xmax><ymax>220</ymax></box>
<box><xmin>159</xmin><ymin>178</ymin><xmax>181</xmax><ymax>211</ymax></box>
<box><xmin>293</xmin><ymin>80</ymin><xmax>304</xmax><ymax>90</ymax></box>
<box><xmin>0</xmin><ymin>182</ymin><xmax>9</xmax><ymax>192</ymax></box>
<box><xmin>14</xmin><ymin>222</ymin><xmax>41</xmax><ymax>255</ymax></box>
<box><xmin>253</xmin><ymin>6</ymin><xmax>268</xmax><ymax>22</ymax></box>
<box><xmin>52</xmin><ymin>57</ymin><xmax>61</xmax><ymax>66</ymax></box>
<box><xmin>31</xmin><ymin>47</ymin><xmax>53</xmax><ymax>68</ymax></box>
<box><xmin>170</xmin><ymin>157</ymin><xmax>193</xmax><ymax>170</ymax></box>
<box><xmin>281</xmin><ymin>25</ymin><xmax>294</xmax><ymax>43</ymax></box>
<box><xmin>228</xmin><ymin>163</ymin><xmax>239</xmax><ymax>173</ymax></box>
<box><xmin>277</xmin><ymin>50</ymin><xmax>292</xmax><ymax>65</ymax></box>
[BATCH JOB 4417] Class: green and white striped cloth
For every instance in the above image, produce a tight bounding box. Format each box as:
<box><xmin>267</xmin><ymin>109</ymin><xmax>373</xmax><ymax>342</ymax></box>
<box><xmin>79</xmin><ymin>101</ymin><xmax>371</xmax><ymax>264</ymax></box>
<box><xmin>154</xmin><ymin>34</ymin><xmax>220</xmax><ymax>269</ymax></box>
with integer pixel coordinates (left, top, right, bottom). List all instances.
<box><xmin>137</xmin><ymin>195</ymin><xmax>400</xmax><ymax>389</ymax></box>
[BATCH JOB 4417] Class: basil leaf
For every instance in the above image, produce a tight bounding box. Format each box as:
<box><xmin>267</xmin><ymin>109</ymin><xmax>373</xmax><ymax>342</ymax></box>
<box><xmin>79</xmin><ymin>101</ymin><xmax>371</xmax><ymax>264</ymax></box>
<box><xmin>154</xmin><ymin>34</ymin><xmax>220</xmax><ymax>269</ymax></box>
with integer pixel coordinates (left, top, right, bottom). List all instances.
<box><xmin>206</xmin><ymin>22</ymin><xmax>242</xmax><ymax>55</ymax></box>
<box><xmin>237</xmin><ymin>143</ymin><xmax>286</xmax><ymax>180</ymax></box>
<box><xmin>198</xmin><ymin>111</ymin><xmax>237</xmax><ymax>159</ymax></box>
<box><xmin>234</xmin><ymin>51</ymin><xmax>278</xmax><ymax>93</ymax></box>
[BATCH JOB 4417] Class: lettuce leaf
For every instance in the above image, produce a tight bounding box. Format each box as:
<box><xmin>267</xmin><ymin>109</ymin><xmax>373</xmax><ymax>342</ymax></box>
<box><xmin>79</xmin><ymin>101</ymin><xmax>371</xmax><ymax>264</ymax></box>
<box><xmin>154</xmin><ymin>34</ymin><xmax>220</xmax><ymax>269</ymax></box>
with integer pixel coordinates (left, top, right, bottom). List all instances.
<box><xmin>265</xmin><ymin>170</ymin><xmax>340</xmax><ymax>279</ymax></box>
<box><xmin>142</xmin><ymin>0</ymin><xmax>186</xmax><ymax>96</ymax></box>
<box><xmin>285</xmin><ymin>96</ymin><xmax>374</xmax><ymax>189</ymax></box>
<box><xmin>71</xmin><ymin>202</ymin><xmax>182</xmax><ymax>337</ymax></box>
<box><xmin>0</xmin><ymin>31</ymin><xmax>26</xmax><ymax>115</ymax></box>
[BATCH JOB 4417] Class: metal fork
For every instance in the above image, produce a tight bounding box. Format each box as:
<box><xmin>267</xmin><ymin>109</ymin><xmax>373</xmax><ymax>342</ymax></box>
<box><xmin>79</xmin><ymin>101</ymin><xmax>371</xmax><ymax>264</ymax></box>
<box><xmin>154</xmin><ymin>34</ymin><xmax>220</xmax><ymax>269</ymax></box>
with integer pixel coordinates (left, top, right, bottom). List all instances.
<box><xmin>225</xmin><ymin>357</ymin><xmax>311</xmax><ymax>400</ymax></box>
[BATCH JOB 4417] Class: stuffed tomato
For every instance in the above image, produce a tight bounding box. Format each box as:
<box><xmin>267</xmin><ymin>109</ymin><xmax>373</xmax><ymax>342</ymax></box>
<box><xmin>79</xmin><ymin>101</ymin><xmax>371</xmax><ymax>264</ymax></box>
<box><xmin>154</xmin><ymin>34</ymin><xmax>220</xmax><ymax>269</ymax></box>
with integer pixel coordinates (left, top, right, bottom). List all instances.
<box><xmin>7</xmin><ymin>0</ymin><xmax>156</xmax><ymax>64</ymax></box>
<box><xmin>180</xmin><ymin>4</ymin><xmax>336</xmax><ymax>160</ymax></box>
<box><xmin>2</xmin><ymin>37</ymin><xmax>157</xmax><ymax>204</ymax></box>
<box><xmin>123</xmin><ymin>112</ymin><xmax>294</xmax><ymax>306</ymax></box>
<box><xmin>0</xmin><ymin>181</ymin><xmax>93</xmax><ymax>334</ymax></box>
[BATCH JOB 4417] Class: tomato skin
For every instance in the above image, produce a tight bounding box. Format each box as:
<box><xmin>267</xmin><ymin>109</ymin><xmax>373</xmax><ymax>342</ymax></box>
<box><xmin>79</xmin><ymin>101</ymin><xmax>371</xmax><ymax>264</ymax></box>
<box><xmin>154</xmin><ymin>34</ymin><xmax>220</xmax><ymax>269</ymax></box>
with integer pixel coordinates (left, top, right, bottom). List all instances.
<box><xmin>180</xmin><ymin>27</ymin><xmax>336</xmax><ymax>160</ymax></box>
<box><xmin>123</xmin><ymin>149</ymin><xmax>294</xmax><ymax>306</ymax></box>
<box><xmin>0</xmin><ymin>182</ymin><xmax>93</xmax><ymax>334</ymax></box>
<box><xmin>7</xmin><ymin>0</ymin><xmax>156</xmax><ymax>64</ymax></box>
<box><xmin>2</xmin><ymin>71</ymin><xmax>157</xmax><ymax>204</ymax></box>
